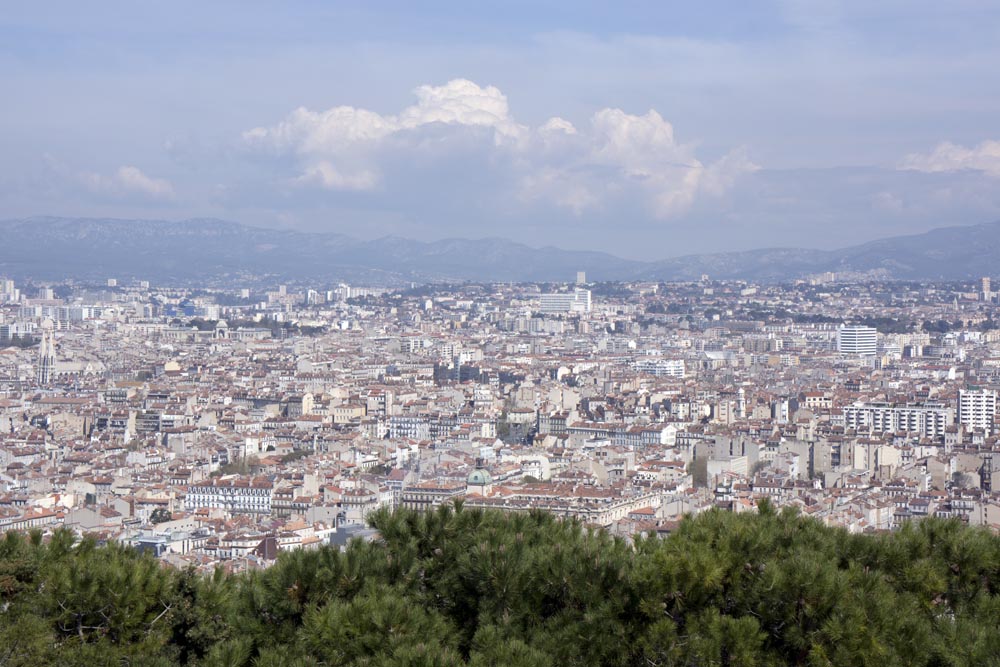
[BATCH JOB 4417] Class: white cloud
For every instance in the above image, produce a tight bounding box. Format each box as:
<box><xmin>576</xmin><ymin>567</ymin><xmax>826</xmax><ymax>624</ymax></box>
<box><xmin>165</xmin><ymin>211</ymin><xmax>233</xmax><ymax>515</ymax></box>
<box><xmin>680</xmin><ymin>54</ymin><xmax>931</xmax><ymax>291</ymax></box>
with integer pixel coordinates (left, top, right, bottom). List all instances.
<box><xmin>82</xmin><ymin>165</ymin><xmax>175</xmax><ymax>199</ymax></box>
<box><xmin>899</xmin><ymin>140</ymin><xmax>1000</xmax><ymax>177</ymax></box>
<box><xmin>244</xmin><ymin>79</ymin><xmax>522</xmax><ymax>152</ymax></box>
<box><xmin>243</xmin><ymin>79</ymin><xmax>527</xmax><ymax>191</ymax></box>
<box><xmin>701</xmin><ymin>147</ymin><xmax>760</xmax><ymax>197</ymax></box>
<box><xmin>243</xmin><ymin>106</ymin><xmax>395</xmax><ymax>155</ymax></box>
<box><xmin>577</xmin><ymin>108</ymin><xmax>758</xmax><ymax>217</ymax></box>
<box><xmin>518</xmin><ymin>108</ymin><xmax>758</xmax><ymax>217</ymax></box>
<box><xmin>538</xmin><ymin>117</ymin><xmax>577</xmax><ymax>136</ymax></box>
<box><xmin>295</xmin><ymin>161</ymin><xmax>378</xmax><ymax>191</ymax></box>
<box><xmin>244</xmin><ymin>79</ymin><xmax>756</xmax><ymax>215</ymax></box>
<box><xmin>396</xmin><ymin>79</ymin><xmax>525</xmax><ymax>140</ymax></box>
<box><xmin>591</xmin><ymin>109</ymin><xmax>679</xmax><ymax>167</ymax></box>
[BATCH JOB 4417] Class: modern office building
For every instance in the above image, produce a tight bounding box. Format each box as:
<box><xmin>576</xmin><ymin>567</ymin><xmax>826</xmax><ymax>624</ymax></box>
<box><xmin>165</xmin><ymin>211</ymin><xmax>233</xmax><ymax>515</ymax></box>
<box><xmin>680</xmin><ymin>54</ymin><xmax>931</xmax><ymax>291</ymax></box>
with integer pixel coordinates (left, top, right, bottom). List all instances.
<box><xmin>539</xmin><ymin>288</ymin><xmax>592</xmax><ymax>314</ymax></box>
<box><xmin>837</xmin><ymin>325</ymin><xmax>877</xmax><ymax>356</ymax></box>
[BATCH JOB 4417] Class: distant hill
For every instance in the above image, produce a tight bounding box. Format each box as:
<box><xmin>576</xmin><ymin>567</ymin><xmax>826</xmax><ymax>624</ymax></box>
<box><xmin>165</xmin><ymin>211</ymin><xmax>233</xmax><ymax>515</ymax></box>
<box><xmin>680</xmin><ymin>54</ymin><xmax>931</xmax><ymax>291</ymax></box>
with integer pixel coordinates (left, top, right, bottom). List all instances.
<box><xmin>826</xmin><ymin>221</ymin><xmax>1000</xmax><ymax>280</ymax></box>
<box><xmin>1</xmin><ymin>215</ymin><xmax>998</xmax><ymax>283</ymax></box>
<box><xmin>0</xmin><ymin>217</ymin><xmax>638</xmax><ymax>284</ymax></box>
<box><xmin>641</xmin><ymin>221</ymin><xmax>1000</xmax><ymax>281</ymax></box>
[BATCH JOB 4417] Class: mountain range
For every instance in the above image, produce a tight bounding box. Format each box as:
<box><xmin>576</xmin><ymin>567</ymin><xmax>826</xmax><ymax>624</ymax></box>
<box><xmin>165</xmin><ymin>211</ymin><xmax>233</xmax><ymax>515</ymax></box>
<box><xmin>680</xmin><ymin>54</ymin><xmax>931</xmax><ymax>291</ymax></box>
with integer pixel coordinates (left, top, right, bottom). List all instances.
<box><xmin>1</xmin><ymin>216</ymin><xmax>998</xmax><ymax>284</ymax></box>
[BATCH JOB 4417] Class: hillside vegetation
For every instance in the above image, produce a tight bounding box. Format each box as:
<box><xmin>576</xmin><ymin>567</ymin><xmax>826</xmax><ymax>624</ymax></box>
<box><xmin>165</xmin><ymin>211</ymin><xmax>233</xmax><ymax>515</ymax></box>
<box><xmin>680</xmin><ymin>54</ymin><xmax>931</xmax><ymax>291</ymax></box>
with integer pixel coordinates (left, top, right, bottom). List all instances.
<box><xmin>1</xmin><ymin>504</ymin><xmax>999</xmax><ymax>666</ymax></box>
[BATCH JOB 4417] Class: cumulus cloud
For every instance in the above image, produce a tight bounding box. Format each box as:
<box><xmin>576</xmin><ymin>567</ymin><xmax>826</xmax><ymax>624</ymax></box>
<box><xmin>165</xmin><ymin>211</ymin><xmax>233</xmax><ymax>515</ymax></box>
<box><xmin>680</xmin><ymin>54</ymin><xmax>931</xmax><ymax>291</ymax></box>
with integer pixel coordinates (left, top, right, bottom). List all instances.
<box><xmin>577</xmin><ymin>109</ymin><xmax>758</xmax><ymax>217</ymax></box>
<box><xmin>82</xmin><ymin>165</ymin><xmax>175</xmax><ymax>199</ymax></box>
<box><xmin>244</xmin><ymin>79</ymin><xmax>524</xmax><ymax>154</ymax></box>
<box><xmin>899</xmin><ymin>140</ymin><xmax>1000</xmax><ymax>177</ymax></box>
<box><xmin>397</xmin><ymin>80</ymin><xmax>525</xmax><ymax>140</ymax></box>
<box><xmin>243</xmin><ymin>79</ymin><xmax>756</xmax><ymax>216</ymax></box>
<box><xmin>516</xmin><ymin>108</ymin><xmax>757</xmax><ymax>217</ymax></box>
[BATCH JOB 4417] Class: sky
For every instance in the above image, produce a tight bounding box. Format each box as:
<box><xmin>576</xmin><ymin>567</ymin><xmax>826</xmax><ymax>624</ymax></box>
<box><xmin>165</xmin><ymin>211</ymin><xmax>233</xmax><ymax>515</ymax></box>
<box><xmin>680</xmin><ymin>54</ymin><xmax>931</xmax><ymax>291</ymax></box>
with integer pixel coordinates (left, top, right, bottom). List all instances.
<box><xmin>2</xmin><ymin>1</ymin><xmax>1000</xmax><ymax>260</ymax></box>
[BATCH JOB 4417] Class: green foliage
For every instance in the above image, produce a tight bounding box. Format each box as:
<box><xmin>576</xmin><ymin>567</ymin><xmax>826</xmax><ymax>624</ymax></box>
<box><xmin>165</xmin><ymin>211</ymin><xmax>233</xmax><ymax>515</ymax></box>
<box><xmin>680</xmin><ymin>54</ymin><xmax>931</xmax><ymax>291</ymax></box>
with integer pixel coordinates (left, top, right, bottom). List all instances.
<box><xmin>151</xmin><ymin>507</ymin><xmax>173</xmax><ymax>524</ymax></box>
<box><xmin>301</xmin><ymin>585</ymin><xmax>459</xmax><ymax>665</ymax></box>
<box><xmin>213</xmin><ymin>455</ymin><xmax>260</xmax><ymax>476</ymax></box>
<box><xmin>280</xmin><ymin>449</ymin><xmax>314</xmax><ymax>464</ymax></box>
<box><xmin>2</xmin><ymin>510</ymin><xmax>1000</xmax><ymax>665</ymax></box>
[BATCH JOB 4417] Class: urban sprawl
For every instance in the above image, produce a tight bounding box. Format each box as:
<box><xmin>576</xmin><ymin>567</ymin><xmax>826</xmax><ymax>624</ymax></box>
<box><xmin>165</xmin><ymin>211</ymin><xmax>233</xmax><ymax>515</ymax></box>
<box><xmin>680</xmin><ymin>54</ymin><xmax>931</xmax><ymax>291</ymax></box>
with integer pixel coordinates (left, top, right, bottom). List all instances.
<box><xmin>2</xmin><ymin>272</ymin><xmax>1000</xmax><ymax>570</ymax></box>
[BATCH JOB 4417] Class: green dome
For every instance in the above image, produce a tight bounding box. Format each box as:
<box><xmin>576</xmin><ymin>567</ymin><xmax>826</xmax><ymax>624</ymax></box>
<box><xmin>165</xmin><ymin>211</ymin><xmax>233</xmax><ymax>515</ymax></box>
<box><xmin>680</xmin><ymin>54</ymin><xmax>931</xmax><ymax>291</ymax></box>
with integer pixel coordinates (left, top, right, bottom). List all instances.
<box><xmin>467</xmin><ymin>469</ymin><xmax>493</xmax><ymax>486</ymax></box>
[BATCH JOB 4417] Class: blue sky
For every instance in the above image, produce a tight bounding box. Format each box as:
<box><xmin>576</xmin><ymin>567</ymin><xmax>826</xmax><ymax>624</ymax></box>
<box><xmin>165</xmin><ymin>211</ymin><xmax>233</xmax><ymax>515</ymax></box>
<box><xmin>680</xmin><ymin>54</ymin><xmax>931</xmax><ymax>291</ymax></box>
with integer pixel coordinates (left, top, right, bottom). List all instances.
<box><xmin>2</xmin><ymin>1</ymin><xmax>999</xmax><ymax>259</ymax></box>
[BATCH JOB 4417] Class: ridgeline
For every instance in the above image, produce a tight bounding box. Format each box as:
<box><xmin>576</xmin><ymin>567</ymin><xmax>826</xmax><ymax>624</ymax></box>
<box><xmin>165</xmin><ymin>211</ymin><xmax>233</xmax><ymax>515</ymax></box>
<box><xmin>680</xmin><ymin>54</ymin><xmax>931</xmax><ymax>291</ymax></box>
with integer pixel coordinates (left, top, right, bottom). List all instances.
<box><xmin>1</xmin><ymin>505</ymin><xmax>999</xmax><ymax>666</ymax></box>
<box><xmin>6</xmin><ymin>216</ymin><xmax>1000</xmax><ymax>282</ymax></box>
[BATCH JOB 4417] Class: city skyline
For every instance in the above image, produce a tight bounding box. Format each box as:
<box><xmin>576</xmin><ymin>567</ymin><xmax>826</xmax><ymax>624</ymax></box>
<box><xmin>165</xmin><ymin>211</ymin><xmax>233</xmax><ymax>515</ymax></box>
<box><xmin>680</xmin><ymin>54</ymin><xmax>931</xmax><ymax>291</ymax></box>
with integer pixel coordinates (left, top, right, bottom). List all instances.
<box><xmin>6</xmin><ymin>6</ymin><xmax>1000</xmax><ymax>660</ymax></box>
<box><xmin>3</xmin><ymin>2</ymin><xmax>1000</xmax><ymax>258</ymax></box>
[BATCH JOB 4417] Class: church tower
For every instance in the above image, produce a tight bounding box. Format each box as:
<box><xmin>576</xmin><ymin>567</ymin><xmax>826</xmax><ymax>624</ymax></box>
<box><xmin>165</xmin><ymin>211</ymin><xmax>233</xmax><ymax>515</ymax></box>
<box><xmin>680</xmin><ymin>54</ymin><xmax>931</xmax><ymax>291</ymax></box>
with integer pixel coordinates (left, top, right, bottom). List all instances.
<box><xmin>37</xmin><ymin>319</ymin><xmax>55</xmax><ymax>385</ymax></box>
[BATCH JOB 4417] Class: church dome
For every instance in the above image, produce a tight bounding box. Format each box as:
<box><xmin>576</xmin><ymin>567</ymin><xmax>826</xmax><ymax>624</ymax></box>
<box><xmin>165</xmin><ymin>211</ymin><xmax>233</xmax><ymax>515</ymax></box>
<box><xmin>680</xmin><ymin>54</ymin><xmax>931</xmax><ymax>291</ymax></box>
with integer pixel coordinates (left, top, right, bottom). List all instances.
<box><xmin>467</xmin><ymin>469</ymin><xmax>493</xmax><ymax>486</ymax></box>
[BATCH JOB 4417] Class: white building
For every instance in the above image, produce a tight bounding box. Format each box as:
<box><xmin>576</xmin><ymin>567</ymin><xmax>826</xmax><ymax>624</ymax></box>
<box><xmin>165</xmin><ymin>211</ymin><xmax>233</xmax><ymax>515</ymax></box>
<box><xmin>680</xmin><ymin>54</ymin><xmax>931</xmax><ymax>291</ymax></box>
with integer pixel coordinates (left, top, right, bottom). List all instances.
<box><xmin>0</xmin><ymin>279</ymin><xmax>19</xmax><ymax>303</ymax></box>
<box><xmin>539</xmin><ymin>288</ymin><xmax>592</xmax><ymax>314</ymax></box>
<box><xmin>842</xmin><ymin>402</ymin><xmax>954</xmax><ymax>439</ymax></box>
<box><xmin>633</xmin><ymin>358</ymin><xmax>685</xmax><ymax>378</ymax></box>
<box><xmin>837</xmin><ymin>325</ymin><xmax>878</xmax><ymax>356</ymax></box>
<box><xmin>959</xmin><ymin>389</ymin><xmax>997</xmax><ymax>433</ymax></box>
<box><xmin>185</xmin><ymin>477</ymin><xmax>274</xmax><ymax>515</ymax></box>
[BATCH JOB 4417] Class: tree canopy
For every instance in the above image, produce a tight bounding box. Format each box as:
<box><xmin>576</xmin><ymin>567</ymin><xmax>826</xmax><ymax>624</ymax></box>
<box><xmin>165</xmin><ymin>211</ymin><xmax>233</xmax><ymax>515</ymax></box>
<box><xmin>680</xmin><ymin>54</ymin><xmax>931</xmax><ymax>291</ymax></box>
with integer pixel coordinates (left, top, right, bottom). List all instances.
<box><xmin>1</xmin><ymin>505</ymin><xmax>999</xmax><ymax>666</ymax></box>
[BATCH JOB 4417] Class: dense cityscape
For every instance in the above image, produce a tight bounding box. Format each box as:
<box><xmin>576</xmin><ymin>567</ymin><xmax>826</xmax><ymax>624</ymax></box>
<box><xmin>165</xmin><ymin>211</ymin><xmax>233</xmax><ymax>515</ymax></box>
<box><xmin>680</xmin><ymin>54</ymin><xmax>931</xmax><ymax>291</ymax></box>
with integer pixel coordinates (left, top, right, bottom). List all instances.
<box><xmin>6</xmin><ymin>3</ymin><xmax>1000</xmax><ymax>663</ymax></box>
<box><xmin>2</xmin><ymin>272</ymin><xmax>1000</xmax><ymax>569</ymax></box>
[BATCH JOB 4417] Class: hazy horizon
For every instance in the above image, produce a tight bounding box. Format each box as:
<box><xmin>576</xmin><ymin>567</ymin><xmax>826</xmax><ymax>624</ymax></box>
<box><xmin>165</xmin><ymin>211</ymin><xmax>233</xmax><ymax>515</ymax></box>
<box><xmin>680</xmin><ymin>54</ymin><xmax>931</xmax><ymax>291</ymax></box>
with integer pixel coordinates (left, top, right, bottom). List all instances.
<box><xmin>7</xmin><ymin>213</ymin><xmax>1000</xmax><ymax>266</ymax></box>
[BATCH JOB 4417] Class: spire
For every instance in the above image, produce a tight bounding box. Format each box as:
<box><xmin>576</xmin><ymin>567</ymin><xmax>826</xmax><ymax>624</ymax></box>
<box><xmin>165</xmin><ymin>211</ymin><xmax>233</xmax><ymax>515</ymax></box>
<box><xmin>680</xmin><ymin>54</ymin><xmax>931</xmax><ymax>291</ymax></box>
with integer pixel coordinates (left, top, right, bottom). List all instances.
<box><xmin>37</xmin><ymin>319</ymin><xmax>55</xmax><ymax>385</ymax></box>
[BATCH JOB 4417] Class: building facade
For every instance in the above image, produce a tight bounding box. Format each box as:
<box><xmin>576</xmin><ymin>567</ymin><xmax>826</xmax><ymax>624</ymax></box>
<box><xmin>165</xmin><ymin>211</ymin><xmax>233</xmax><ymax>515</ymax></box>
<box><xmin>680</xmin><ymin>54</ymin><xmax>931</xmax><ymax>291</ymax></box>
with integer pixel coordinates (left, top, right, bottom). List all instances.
<box><xmin>539</xmin><ymin>288</ymin><xmax>592</xmax><ymax>314</ymax></box>
<box><xmin>959</xmin><ymin>389</ymin><xmax>997</xmax><ymax>433</ymax></box>
<box><xmin>837</xmin><ymin>325</ymin><xmax>878</xmax><ymax>356</ymax></box>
